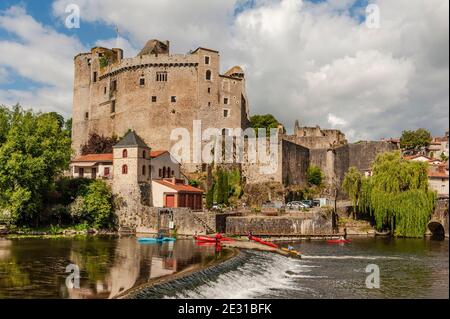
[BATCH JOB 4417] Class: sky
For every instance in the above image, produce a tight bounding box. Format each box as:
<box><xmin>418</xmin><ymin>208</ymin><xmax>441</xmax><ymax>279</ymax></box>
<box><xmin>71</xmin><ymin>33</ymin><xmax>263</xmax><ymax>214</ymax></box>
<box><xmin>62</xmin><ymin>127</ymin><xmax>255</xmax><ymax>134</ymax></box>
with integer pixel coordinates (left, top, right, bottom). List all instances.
<box><xmin>0</xmin><ymin>0</ymin><xmax>448</xmax><ymax>141</ymax></box>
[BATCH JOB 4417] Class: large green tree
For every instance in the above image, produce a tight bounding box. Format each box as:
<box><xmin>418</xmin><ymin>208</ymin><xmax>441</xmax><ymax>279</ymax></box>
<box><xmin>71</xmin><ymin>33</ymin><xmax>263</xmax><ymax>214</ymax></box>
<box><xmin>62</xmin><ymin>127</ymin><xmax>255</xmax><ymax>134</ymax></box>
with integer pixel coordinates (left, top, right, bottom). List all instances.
<box><xmin>357</xmin><ymin>151</ymin><xmax>436</xmax><ymax>237</ymax></box>
<box><xmin>250</xmin><ymin>114</ymin><xmax>279</xmax><ymax>137</ymax></box>
<box><xmin>400</xmin><ymin>128</ymin><xmax>432</xmax><ymax>150</ymax></box>
<box><xmin>0</xmin><ymin>105</ymin><xmax>72</xmax><ymax>225</ymax></box>
<box><xmin>307</xmin><ymin>165</ymin><xmax>324</xmax><ymax>186</ymax></box>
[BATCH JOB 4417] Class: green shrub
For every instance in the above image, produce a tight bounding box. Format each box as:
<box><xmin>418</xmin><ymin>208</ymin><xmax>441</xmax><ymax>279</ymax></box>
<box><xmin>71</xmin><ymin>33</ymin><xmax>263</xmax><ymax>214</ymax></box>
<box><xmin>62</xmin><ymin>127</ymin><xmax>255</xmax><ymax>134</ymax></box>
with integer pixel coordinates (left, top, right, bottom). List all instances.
<box><xmin>83</xmin><ymin>181</ymin><xmax>115</xmax><ymax>229</ymax></box>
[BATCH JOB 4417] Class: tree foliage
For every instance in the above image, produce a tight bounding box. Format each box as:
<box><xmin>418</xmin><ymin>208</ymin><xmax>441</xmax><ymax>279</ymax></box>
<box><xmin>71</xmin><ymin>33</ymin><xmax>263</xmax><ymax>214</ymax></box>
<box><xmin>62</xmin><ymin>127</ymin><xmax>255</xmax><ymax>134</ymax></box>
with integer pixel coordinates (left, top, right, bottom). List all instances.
<box><xmin>250</xmin><ymin>114</ymin><xmax>279</xmax><ymax>137</ymax></box>
<box><xmin>81</xmin><ymin>133</ymin><xmax>118</xmax><ymax>155</ymax></box>
<box><xmin>400</xmin><ymin>128</ymin><xmax>432</xmax><ymax>150</ymax></box>
<box><xmin>0</xmin><ymin>105</ymin><xmax>72</xmax><ymax>225</ymax></box>
<box><xmin>307</xmin><ymin>165</ymin><xmax>324</xmax><ymax>186</ymax></box>
<box><xmin>351</xmin><ymin>151</ymin><xmax>436</xmax><ymax>237</ymax></box>
<box><xmin>342</xmin><ymin>167</ymin><xmax>363</xmax><ymax>208</ymax></box>
<box><xmin>83</xmin><ymin>180</ymin><xmax>114</xmax><ymax>229</ymax></box>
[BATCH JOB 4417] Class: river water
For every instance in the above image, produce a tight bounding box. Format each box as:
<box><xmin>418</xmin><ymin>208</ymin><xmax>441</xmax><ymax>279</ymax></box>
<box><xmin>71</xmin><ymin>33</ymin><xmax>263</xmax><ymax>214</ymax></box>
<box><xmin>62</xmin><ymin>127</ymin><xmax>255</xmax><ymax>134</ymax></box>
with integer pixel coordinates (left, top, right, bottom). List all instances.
<box><xmin>0</xmin><ymin>236</ymin><xmax>447</xmax><ymax>299</ymax></box>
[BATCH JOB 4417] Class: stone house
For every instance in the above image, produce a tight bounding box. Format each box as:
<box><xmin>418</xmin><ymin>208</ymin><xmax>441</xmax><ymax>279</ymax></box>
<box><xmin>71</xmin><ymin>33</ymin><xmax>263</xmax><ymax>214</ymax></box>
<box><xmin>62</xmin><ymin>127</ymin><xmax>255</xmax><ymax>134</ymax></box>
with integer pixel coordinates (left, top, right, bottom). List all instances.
<box><xmin>70</xmin><ymin>153</ymin><xmax>113</xmax><ymax>179</ymax></box>
<box><xmin>152</xmin><ymin>178</ymin><xmax>203</xmax><ymax>210</ymax></box>
<box><xmin>428</xmin><ymin>163</ymin><xmax>449</xmax><ymax>197</ymax></box>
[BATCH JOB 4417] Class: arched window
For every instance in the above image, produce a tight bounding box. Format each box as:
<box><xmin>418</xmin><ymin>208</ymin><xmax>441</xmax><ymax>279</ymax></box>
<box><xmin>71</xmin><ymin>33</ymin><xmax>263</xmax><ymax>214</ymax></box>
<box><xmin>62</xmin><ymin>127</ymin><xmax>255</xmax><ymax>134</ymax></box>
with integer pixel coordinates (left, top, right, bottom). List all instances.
<box><xmin>159</xmin><ymin>168</ymin><xmax>162</xmax><ymax>177</ymax></box>
<box><xmin>122</xmin><ymin>149</ymin><xmax>128</xmax><ymax>158</ymax></box>
<box><xmin>162</xmin><ymin>167</ymin><xmax>166</xmax><ymax>178</ymax></box>
<box><xmin>206</xmin><ymin>70</ymin><xmax>211</xmax><ymax>81</ymax></box>
<box><xmin>122</xmin><ymin>165</ymin><xmax>128</xmax><ymax>175</ymax></box>
<box><xmin>142</xmin><ymin>165</ymin><xmax>146</xmax><ymax>175</ymax></box>
<box><xmin>171</xmin><ymin>170</ymin><xmax>175</xmax><ymax>177</ymax></box>
<box><xmin>142</xmin><ymin>150</ymin><xmax>146</xmax><ymax>158</ymax></box>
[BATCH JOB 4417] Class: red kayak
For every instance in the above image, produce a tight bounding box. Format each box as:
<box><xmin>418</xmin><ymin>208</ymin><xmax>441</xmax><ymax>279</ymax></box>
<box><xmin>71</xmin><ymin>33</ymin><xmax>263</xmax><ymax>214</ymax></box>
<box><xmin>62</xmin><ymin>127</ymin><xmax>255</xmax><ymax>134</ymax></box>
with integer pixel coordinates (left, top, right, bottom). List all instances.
<box><xmin>327</xmin><ymin>239</ymin><xmax>351</xmax><ymax>244</ymax></box>
<box><xmin>250</xmin><ymin>236</ymin><xmax>278</xmax><ymax>248</ymax></box>
<box><xmin>194</xmin><ymin>234</ymin><xmax>234</xmax><ymax>242</ymax></box>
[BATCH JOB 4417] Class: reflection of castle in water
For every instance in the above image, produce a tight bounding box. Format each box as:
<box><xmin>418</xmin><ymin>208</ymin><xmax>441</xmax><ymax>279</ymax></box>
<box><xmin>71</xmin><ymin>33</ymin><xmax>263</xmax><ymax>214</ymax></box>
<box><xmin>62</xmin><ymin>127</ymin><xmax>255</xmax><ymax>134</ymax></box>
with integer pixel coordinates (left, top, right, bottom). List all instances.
<box><xmin>67</xmin><ymin>237</ymin><xmax>210</xmax><ymax>299</ymax></box>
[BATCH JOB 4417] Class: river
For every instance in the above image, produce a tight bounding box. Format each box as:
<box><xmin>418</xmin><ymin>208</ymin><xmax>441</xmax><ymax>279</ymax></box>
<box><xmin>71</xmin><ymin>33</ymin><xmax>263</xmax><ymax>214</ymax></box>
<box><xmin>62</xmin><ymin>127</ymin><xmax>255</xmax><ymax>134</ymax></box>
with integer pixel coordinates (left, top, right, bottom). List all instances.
<box><xmin>0</xmin><ymin>236</ymin><xmax>447</xmax><ymax>299</ymax></box>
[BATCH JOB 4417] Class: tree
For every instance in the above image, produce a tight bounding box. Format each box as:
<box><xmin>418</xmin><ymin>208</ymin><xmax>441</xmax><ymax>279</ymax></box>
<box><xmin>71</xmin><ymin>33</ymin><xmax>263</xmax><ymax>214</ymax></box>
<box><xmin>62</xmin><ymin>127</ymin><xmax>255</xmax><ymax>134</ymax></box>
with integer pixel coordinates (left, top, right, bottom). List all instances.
<box><xmin>440</xmin><ymin>152</ymin><xmax>449</xmax><ymax>162</ymax></box>
<box><xmin>81</xmin><ymin>133</ymin><xmax>118</xmax><ymax>155</ymax></box>
<box><xmin>358</xmin><ymin>151</ymin><xmax>436</xmax><ymax>237</ymax></box>
<box><xmin>342</xmin><ymin>167</ymin><xmax>363</xmax><ymax>208</ymax></box>
<box><xmin>400</xmin><ymin>128</ymin><xmax>432</xmax><ymax>150</ymax></box>
<box><xmin>83</xmin><ymin>181</ymin><xmax>114</xmax><ymax>229</ymax></box>
<box><xmin>307</xmin><ymin>165</ymin><xmax>324</xmax><ymax>186</ymax></box>
<box><xmin>250</xmin><ymin>114</ymin><xmax>279</xmax><ymax>137</ymax></box>
<box><xmin>0</xmin><ymin>105</ymin><xmax>72</xmax><ymax>226</ymax></box>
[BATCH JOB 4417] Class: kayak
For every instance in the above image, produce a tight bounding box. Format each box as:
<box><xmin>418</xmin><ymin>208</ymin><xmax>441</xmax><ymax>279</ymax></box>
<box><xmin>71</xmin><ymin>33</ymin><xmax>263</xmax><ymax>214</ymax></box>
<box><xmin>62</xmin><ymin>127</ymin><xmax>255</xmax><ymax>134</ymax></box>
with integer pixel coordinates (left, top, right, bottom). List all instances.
<box><xmin>138</xmin><ymin>237</ymin><xmax>176</xmax><ymax>243</ymax></box>
<box><xmin>194</xmin><ymin>235</ymin><xmax>234</xmax><ymax>242</ymax></box>
<box><xmin>327</xmin><ymin>239</ymin><xmax>351</xmax><ymax>244</ymax></box>
<box><xmin>281</xmin><ymin>247</ymin><xmax>302</xmax><ymax>256</ymax></box>
<box><xmin>250</xmin><ymin>236</ymin><xmax>278</xmax><ymax>248</ymax></box>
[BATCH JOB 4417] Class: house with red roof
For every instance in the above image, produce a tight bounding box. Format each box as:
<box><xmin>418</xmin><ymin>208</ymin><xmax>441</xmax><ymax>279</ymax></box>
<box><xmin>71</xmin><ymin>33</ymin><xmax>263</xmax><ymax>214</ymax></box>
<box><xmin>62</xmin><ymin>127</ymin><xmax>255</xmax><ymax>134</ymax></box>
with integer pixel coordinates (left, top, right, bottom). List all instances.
<box><xmin>70</xmin><ymin>131</ymin><xmax>203</xmax><ymax>211</ymax></box>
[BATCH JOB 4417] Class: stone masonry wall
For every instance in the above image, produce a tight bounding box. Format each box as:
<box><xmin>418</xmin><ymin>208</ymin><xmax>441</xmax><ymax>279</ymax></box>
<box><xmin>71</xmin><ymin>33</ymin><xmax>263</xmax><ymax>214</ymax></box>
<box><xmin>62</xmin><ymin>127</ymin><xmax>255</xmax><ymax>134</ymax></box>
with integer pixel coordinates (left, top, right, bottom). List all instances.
<box><xmin>226</xmin><ymin>212</ymin><xmax>332</xmax><ymax>235</ymax></box>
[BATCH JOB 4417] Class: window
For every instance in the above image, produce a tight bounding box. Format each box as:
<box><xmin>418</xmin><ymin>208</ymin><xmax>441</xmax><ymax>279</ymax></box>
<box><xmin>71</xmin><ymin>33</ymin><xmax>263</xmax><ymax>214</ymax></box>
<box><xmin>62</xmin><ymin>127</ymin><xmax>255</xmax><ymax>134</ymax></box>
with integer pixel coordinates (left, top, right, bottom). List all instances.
<box><xmin>111</xmin><ymin>80</ymin><xmax>117</xmax><ymax>91</ymax></box>
<box><xmin>205</xmin><ymin>70</ymin><xmax>212</xmax><ymax>81</ymax></box>
<box><xmin>159</xmin><ymin>168</ymin><xmax>162</xmax><ymax>177</ymax></box>
<box><xmin>151</xmin><ymin>96</ymin><xmax>157</xmax><ymax>103</ymax></box>
<box><xmin>207</xmin><ymin>87</ymin><xmax>211</xmax><ymax>94</ymax></box>
<box><xmin>171</xmin><ymin>170</ymin><xmax>175</xmax><ymax>177</ymax></box>
<box><xmin>111</xmin><ymin>100</ymin><xmax>116</xmax><ymax>113</ymax></box>
<box><xmin>93</xmin><ymin>72</ymin><xmax>97</xmax><ymax>83</ymax></box>
<box><xmin>85</xmin><ymin>112</ymin><xmax>89</xmax><ymax>119</ymax></box>
<box><xmin>87</xmin><ymin>58</ymin><xmax>91</xmax><ymax>66</ymax></box>
<box><xmin>122</xmin><ymin>165</ymin><xmax>128</xmax><ymax>175</ymax></box>
<box><xmin>142</xmin><ymin>165</ymin><xmax>146</xmax><ymax>175</ymax></box>
<box><xmin>223</xmin><ymin>109</ymin><xmax>229</xmax><ymax>118</ymax></box>
<box><xmin>171</xmin><ymin>96</ymin><xmax>177</xmax><ymax>103</ymax></box>
<box><xmin>156</xmin><ymin>72</ymin><xmax>168</xmax><ymax>82</ymax></box>
<box><xmin>224</xmin><ymin>97</ymin><xmax>229</xmax><ymax>105</ymax></box>
<box><xmin>104</xmin><ymin>87</ymin><xmax>107</xmax><ymax>94</ymax></box>
<box><xmin>79</xmin><ymin>168</ymin><xmax>84</xmax><ymax>178</ymax></box>
<box><xmin>122</xmin><ymin>149</ymin><xmax>128</xmax><ymax>158</ymax></box>
<box><xmin>162</xmin><ymin>167</ymin><xmax>166</xmax><ymax>178</ymax></box>
<box><xmin>139</xmin><ymin>78</ymin><xmax>145</xmax><ymax>86</ymax></box>
<box><xmin>142</xmin><ymin>150</ymin><xmax>146</xmax><ymax>158</ymax></box>
<box><xmin>205</xmin><ymin>56</ymin><xmax>210</xmax><ymax>65</ymax></box>
<box><xmin>104</xmin><ymin>167</ymin><xmax>110</xmax><ymax>176</ymax></box>
<box><xmin>208</xmin><ymin>102</ymin><xmax>211</xmax><ymax>107</ymax></box>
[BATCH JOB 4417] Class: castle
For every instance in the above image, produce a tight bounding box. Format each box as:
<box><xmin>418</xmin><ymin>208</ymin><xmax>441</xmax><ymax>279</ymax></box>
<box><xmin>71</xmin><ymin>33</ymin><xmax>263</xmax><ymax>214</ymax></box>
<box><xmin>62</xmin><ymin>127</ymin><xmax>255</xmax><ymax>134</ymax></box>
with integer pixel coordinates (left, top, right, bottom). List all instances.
<box><xmin>72</xmin><ymin>39</ymin><xmax>250</xmax><ymax>172</ymax></box>
<box><xmin>71</xmin><ymin>39</ymin><xmax>398</xmax><ymax>211</ymax></box>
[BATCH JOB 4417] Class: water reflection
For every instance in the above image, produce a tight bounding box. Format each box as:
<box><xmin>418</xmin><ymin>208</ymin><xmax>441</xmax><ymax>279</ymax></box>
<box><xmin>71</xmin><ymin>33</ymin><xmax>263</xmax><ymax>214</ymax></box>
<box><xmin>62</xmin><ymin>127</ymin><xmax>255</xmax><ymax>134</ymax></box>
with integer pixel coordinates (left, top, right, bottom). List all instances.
<box><xmin>0</xmin><ymin>236</ymin><xmax>219</xmax><ymax>299</ymax></box>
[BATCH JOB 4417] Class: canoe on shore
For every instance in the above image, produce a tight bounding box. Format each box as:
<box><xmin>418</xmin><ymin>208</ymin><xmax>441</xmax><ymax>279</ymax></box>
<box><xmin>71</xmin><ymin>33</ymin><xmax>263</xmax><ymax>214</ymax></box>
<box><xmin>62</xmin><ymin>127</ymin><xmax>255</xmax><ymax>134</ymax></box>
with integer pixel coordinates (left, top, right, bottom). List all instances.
<box><xmin>250</xmin><ymin>236</ymin><xmax>279</xmax><ymax>248</ymax></box>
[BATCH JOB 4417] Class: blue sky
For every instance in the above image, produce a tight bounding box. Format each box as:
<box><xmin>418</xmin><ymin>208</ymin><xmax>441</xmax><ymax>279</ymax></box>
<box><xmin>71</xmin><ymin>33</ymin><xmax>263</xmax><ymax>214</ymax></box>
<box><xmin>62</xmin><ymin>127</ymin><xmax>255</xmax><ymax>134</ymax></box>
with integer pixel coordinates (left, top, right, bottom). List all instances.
<box><xmin>0</xmin><ymin>0</ymin><xmax>448</xmax><ymax>141</ymax></box>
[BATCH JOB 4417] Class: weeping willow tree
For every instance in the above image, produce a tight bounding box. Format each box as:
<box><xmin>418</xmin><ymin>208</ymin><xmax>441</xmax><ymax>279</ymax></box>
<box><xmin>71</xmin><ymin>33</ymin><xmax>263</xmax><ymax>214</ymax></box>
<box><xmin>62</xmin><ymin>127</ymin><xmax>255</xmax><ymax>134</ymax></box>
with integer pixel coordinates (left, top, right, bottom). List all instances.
<box><xmin>356</xmin><ymin>151</ymin><xmax>436</xmax><ymax>237</ymax></box>
<box><xmin>343</xmin><ymin>167</ymin><xmax>363</xmax><ymax>209</ymax></box>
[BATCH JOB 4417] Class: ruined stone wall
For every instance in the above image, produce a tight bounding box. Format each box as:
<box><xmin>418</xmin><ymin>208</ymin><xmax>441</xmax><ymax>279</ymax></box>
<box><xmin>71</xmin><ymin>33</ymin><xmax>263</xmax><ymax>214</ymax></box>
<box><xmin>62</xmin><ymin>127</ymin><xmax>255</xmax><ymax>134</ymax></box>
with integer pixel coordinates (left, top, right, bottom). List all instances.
<box><xmin>348</xmin><ymin>141</ymin><xmax>397</xmax><ymax>172</ymax></box>
<box><xmin>225</xmin><ymin>212</ymin><xmax>332</xmax><ymax>235</ymax></box>
<box><xmin>281</xmin><ymin>139</ymin><xmax>309</xmax><ymax>186</ymax></box>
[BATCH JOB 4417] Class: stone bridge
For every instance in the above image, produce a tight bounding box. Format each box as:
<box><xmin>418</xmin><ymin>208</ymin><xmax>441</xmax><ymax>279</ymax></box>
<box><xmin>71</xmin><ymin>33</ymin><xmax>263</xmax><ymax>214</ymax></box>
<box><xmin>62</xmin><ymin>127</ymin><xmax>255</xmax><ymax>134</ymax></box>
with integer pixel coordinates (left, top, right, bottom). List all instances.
<box><xmin>428</xmin><ymin>198</ymin><xmax>449</xmax><ymax>238</ymax></box>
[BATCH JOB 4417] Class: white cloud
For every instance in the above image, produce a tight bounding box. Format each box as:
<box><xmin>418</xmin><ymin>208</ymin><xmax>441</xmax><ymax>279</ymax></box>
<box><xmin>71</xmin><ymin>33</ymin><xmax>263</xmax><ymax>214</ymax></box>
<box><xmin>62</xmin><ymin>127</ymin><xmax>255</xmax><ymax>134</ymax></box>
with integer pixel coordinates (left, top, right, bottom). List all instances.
<box><xmin>1</xmin><ymin>0</ymin><xmax>448</xmax><ymax>140</ymax></box>
<box><xmin>0</xmin><ymin>6</ymin><xmax>86</xmax><ymax>115</ymax></box>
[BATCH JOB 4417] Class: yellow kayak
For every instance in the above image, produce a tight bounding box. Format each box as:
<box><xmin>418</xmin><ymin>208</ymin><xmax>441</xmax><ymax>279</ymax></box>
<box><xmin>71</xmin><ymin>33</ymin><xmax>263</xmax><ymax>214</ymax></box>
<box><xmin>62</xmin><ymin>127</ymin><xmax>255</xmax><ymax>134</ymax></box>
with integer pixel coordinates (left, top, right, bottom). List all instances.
<box><xmin>281</xmin><ymin>247</ymin><xmax>302</xmax><ymax>257</ymax></box>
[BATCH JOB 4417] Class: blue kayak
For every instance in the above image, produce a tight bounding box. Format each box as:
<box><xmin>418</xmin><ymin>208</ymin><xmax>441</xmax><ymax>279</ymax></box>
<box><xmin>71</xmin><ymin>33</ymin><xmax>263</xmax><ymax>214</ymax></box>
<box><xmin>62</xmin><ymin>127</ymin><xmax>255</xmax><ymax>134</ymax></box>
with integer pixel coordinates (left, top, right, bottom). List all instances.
<box><xmin>138</xmin><ymin>237</ymin><xmax>176</xmax><ymax>243</ymax></box>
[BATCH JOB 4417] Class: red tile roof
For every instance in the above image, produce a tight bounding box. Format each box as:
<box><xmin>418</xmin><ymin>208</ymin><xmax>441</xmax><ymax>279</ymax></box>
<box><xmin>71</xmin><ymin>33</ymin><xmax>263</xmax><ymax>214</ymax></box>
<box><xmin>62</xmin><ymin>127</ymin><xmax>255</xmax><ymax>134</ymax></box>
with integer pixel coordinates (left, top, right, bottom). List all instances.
<box><xmin>428</xmin><ymin>171</ymin><xmax>449</xmax><ymax>178</ymax></box>
<box><xmin>404</xmin><ymin>154</ymin><xmax>431</xmax><ymax>161</ymax></box>
<box><xmin>153</xmin><ymin>180</ymin><xmax>204</xmax><ymax>193</ymax></box>
<box><xmin>72</xmin><ymin>153</ymin><xmax>113</xmax><ymax>162</ymax></box>
<box><xmin>150</xmin><ymin>150</ymin><xmax>168</xmax><ymax>158</ymax></box>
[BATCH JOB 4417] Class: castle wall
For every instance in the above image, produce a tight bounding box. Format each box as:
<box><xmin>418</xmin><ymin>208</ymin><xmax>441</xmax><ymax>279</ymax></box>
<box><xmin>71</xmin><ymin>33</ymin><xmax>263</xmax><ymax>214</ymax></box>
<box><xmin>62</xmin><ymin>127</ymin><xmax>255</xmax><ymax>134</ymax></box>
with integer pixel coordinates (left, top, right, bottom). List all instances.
<box><xmin>348</xmin><ymin>141</ymin><xmax>398</xmax><ymax>171</ymax></box>
<box><xmin>281</xmin><ymin>139</ymin><xmax>309</xmax><ymax>186</ymax></box>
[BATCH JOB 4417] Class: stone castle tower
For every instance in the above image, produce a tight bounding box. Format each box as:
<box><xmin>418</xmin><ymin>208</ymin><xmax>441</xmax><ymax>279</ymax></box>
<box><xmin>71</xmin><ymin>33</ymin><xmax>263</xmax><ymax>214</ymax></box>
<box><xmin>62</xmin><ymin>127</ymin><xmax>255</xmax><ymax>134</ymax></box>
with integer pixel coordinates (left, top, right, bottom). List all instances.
<box><xmin>72</xmin><ymin>39</ymin><xmax>251</xmax><ymax>171</ymax></box>
<box><xmin>112</xmin><ymin>131</ymin><xmax>152</xmax><ymax>228</ymax></box>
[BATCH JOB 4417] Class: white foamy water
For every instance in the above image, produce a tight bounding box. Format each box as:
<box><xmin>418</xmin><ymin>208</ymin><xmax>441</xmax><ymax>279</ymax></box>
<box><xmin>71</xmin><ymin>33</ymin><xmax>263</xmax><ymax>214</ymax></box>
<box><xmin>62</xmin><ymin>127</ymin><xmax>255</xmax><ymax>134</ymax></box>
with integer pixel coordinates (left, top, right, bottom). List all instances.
<box><xmin>301</xmin><ymin>255</ymin><xmax>404</xmax><ymax>260</ymax></box>
<box><xmin>171</xmin><ymin>251</ymin><xmax>313</xmax><ymax>299</ymax></box>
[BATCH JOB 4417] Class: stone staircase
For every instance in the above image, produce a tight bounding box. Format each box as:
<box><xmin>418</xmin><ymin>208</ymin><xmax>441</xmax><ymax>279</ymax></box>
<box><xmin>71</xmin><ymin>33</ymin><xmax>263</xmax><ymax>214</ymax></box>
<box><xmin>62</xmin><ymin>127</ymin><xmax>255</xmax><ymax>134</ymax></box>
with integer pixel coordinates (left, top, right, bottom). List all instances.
<box><xmin>192</xmin><ymin>213</ymin><xmax>216</xmax><ymax>234</ymax></box>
